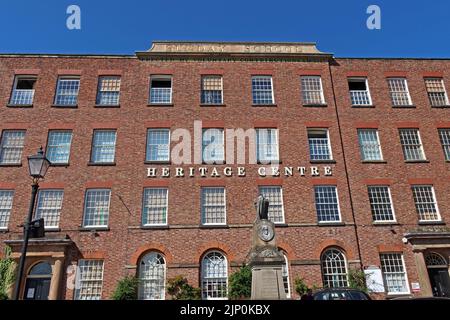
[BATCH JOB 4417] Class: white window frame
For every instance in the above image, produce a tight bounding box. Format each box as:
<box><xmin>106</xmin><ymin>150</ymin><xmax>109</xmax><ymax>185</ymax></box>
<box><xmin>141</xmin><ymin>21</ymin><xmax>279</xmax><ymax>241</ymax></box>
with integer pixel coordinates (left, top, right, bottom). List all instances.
<box><xmin>90</xmin><ymin>130</ymin><xmax>117</xmax><ymax>164</ymax></box>
<box><xmin>368</xmin><ymin>186</ymin><xmax>396</xmax><ymax>223</ymax></box>
<box><xmin>35</xmin><ymin>189</ymin><xmax>64</xmax><ymax>230</ymax></box>
<box><xmin>96</xmin><ymin>76</ymin><xmax>121</xmax><ymax>106</ymax></box>
<box><xmin>10</xmin><ymin>75</ymin><xmax>36</xmax><ymax>105</ymax></box>
<box><xmin>146</xmin><ymin>129</ymin><xmax>171</xmax><ymax>162</ymax></box>
<box><xmin>301</xmin><ymin>75</ymin><xmax>325</xmax><ymax>105</ymax></box>
<box><xmin>380</xmin><ymin>253</ymin><xmax>410</xmax><ymax>295</ymax></box>
<box><xmin>0</xmin><ymin>190</ymin><xmax>14</xmax><ymax>230</ymax></box>
<box><xmin>399</xmin><ymin>129</ymin><xmax>426</xmax><ymax>161</ymax></box>
<box><xmin>348</xmin><ymin>77</ymin><xmax>372</xmax><ymax>106</ymax></box>
<box><xmin>202</xmin><ymin>128</ymin><xmax>225</xmax><ymax>164</ymax></box>
<box><xmin>438</xmin><ymin>128</ymin><xmax>450</xmax><ymax>161</ymax></box>
<box><xmin>321</xmin><ymin>248</ymin><xmax>349</xmax><ymax>288</ymax></box>
<box><xmin>54</xmin><ymin>76</ymin><xmax>80</xmax><ymax>106</ymax></box>
<box><xmin>201</xmin><ymin>251</ymin><xmax>228</xmax><ymax>300</ymax></box>
<box><xmin>252</xmin><ymin>76</ymin><xmax>275</xmax><ymax>105</ymax></box>
<box><xmin>74</xmin><ymin>259</ymin><xmax>104</xmax><ymax>300</ymax></box>
<box><xmin>357</xmin><ymin>129</ymin><xmax>383</xmax><ymax>161</ymax></box>
<box><xmin>256</xmin><ymin>128</ymin><xmax>279</xmax><ymax>163</ymax></box>
<box><xmin>425</xmin><ymin>78</ymin><xmax>449</xmax><ymax>107</ymax></box>
<box><xmin>307</xmin><ymin>128</ymin><xmax>333</xmax><ymax>161</ymax></box>
<box><xmin>201</xmin><ymin>187</ymin><xmax>226</xmax><ymax>226</ymax></box>
<box><xmin>258</xmin><ymin>186</ymin><xmax>285</xmax><ymax>224</ymax></box>
<box><xmin>0</xmin><ymin>130</ymin><xmax>26</xmax><ymax>165</ymax></box>
<box><xmin>46</xmin><ymin>130</ymin><xmax>73</xmax><ymax>164</ymax></box>
<box><xmin>387</xmin><ymin>78</ymin><xmax>413</xmax><ymax>106</ymax></box>
<box><xmin>142</xmin><ymin>188</ymin><xmax>168</xmax><ymax>226</ymax></box>
<box><xmin>82</xmin><ymin>189</ymin><xmax>111</xmax><ymax>228</ymax></box>
<box><xmin>149</xmin><ymin>75</ymin><xmax>172</xmax><ymax>104</ymax></box>
<box><xmin>138</xmin><ymin>252</ymin><xmax>166</xmax><ymax>300</ymax></box>
<box><xmin>411</xmin><ymin>185</ymin><xmax>441</xmax><ymax>222</ymax></box>
<box><xmin>201</xmin><ymin>75</ymin><xmax>223</xmax><ymax>105</ymax></box>
<box><xmin>314</xmin><ymin>185</ymin><xmax>342</xmax><ymax>223</ymax></box>
<box><xmin>282</xmin><ymin>253</ymin><xmax>291</xmax><ymax>298</ymax></box>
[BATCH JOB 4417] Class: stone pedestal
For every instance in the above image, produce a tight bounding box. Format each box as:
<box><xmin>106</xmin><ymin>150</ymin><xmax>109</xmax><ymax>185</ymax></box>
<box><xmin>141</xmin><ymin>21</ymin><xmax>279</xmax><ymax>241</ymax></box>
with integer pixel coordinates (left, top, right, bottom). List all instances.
<box><xmin>247</xmin><ymin>219</ymin><xmax>287</xmax><ymax>300</ymax></box>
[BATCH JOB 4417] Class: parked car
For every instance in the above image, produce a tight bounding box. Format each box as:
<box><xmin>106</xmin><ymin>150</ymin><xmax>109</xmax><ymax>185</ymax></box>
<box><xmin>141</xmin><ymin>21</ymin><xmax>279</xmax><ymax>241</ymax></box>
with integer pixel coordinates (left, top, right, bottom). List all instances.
<box><xmin>312</xmin><ymin>288</ymin><xmax>371</xmax><ymax>300</ymax></box>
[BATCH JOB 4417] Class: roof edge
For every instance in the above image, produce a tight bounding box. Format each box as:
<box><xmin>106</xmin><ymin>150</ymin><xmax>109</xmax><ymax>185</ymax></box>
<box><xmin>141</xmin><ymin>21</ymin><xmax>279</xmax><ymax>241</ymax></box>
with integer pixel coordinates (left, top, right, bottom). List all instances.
<box><xmin>336</xmin><ymin>56</ymin><xmax>450</xmax><ymax>61</ymax></box>
<box><xmin>0</xmin><ymin>53</ymin><xmax>136</xmax><ymax>59</ymax></box>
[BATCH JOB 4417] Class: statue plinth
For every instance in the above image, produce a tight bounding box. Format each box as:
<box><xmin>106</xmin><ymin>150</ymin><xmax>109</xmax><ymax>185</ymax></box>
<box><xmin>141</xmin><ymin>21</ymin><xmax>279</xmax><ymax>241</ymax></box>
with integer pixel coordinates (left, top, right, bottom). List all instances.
<box><xmin>247</xmin><ymin>217</ymin><xmax>287</xmax><ymax>300</ymax></box>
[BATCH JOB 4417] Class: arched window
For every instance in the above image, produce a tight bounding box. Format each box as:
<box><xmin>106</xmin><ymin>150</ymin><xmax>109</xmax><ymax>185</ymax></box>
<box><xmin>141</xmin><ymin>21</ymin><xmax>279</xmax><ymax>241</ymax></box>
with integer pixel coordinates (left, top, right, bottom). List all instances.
<box><xmin>201</xmin><ymin>251</ymin><xmax>228</xmax><ymax>300</ymax></box>
<box><xmin>282</xmin><ymin>253</ymin><xmax>291</xmax><ymax>298</ymax></box>
<box><xmin>138</xmin><ymin>252</ymin><xmax>166</xmax><ymax>300</ymax></box>
<box><xmin>425</xmin><ymin>252</ymin><xmax>447</xmax><ymax>268</ymax></box>
<box><xmin>321</xmin><ymin>248</ymin><xmax>348</xmax><ymax>288</ymax></box>
<box><xmin>29</xmin><ymin>261</ymin><xmax>52</xmax><ymax>276</ymax></box>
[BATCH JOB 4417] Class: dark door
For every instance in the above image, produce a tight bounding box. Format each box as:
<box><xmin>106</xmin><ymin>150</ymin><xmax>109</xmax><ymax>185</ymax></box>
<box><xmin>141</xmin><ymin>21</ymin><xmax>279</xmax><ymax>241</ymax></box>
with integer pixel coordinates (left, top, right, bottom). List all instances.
<box><xmin>23</xmin><ymin>277</ymin><xmax>51</xmax><ymax>300</ymax></box>
<box><xmin>428</xmin><ymin>268</ymin><xmax>450</xmax><ymax>297</ymax></box>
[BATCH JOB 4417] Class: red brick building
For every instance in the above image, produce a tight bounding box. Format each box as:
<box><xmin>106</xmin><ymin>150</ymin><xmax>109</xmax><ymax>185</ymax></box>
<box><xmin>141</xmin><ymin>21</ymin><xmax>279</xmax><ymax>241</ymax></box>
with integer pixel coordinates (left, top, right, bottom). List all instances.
<box><xmin>0</xmin><ymin>41</ymin><xmax>449</xmax><ymax>300</ymax></box>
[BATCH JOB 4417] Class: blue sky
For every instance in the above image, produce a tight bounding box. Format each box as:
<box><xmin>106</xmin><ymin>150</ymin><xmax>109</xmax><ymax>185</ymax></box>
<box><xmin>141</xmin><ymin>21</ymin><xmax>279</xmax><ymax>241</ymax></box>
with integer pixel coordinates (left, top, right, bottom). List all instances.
<box><xmin>1</xmin><ymin>0</ymin><xmax>449</xmax><ymax>57</ymax></box>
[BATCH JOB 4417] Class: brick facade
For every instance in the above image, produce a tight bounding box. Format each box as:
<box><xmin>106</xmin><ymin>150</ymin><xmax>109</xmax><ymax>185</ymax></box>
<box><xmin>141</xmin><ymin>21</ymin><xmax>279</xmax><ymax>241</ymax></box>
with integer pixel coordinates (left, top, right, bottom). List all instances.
<box><xmin>0</xmin><ymin>42</ymin><xmax>449</xmax><ymax>300</ymax></box>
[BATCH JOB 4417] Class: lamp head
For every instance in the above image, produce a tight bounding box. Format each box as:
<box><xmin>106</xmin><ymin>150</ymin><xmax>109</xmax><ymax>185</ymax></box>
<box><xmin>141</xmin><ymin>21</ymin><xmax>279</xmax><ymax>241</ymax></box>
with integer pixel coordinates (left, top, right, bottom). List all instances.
<box><xmin>27</xmin><ymin>146</ymin><xmax>50</xmax><ymax>179</ymax></box>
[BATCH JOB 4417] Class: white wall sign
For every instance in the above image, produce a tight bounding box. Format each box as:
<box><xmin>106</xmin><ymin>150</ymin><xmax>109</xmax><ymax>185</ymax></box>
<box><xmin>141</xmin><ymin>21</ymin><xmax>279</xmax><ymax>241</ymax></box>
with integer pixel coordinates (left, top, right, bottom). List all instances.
<box><xmin>364</xmin><ymin>266</ymin><xmax>385</xmax><ymax>293</ymax></box>
<box><xmin>146</xmin><ymin>165</ymin><xmax>333</xmax><ymax>178</ymax></box>
<box><xmin>411</xmin><ymin>282</ymin><xmax>421</xmax><ymax>292</ymax></box>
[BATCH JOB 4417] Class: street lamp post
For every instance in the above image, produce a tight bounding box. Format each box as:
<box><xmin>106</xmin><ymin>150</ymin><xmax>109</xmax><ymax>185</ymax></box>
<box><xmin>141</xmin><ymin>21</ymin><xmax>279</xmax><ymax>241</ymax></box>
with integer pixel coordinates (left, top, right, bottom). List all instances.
<box><xmin>13</xmin><ymin>147</ymin><xmax>50</xmax><ymax>300</ymax></box>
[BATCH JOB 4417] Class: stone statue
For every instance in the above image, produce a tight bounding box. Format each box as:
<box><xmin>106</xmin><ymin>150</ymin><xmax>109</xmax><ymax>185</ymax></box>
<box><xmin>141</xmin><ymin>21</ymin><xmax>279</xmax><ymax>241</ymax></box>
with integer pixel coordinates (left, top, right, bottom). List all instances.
<box><xmin>255</xmin><ymin>195</ymin><xmax>269</xmax><ymax>220</ymax></box>
<box><xmin>248</xmin><ymin>196</ymin><xmax>287</xmax><ymax>300</ymax></box>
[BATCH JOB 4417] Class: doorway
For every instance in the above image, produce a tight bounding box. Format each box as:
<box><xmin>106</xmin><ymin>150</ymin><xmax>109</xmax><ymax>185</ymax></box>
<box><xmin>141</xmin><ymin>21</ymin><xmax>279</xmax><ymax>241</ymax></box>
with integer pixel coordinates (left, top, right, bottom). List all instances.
<box><xmin>426</xmin><ymin>252</ymin><xmax>450</xmax><ymax>297</ymax></box>
<box><xmin>23</xmin><ymin>261</ymin><xmax>52</xmax><ymax>300</ymax></box>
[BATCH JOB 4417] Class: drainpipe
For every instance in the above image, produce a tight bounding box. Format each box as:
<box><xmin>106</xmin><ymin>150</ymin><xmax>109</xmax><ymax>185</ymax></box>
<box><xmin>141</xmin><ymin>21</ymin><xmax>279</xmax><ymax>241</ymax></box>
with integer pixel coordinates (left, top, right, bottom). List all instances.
<box><xmin>327</xmin><ymin>60</ymin><xmax>364</xmax><ymax>269</ymax></box>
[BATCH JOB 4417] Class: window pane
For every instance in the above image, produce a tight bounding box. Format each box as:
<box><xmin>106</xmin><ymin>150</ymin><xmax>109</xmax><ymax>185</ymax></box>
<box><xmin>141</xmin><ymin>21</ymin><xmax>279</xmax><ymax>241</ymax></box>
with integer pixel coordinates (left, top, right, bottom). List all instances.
<box><xmin>282</xmin><ymin>255</ymin><xmax>290</xmax><ymax>298</ymax></box>
<box><xmin>348</xmin><ymin>78</ymin><xmax>371</xmax><ymax>105</ymax></box>
<box><xmin>388</xmin><ymin>78</ymin><xmax>412</xmax><ymax>106</ymax></box>
<box><xmin>358</xmin><ymin>129</ymin><xmax>382</xmax><ymax>161</ymax></box>
<box><xmin>150</xmin><ymin>76</ymin><xmax>172</xmax><ymax>104</ymax></box>
<box><xmin>91</xmin><ymin>130</ymin><xmax>116</xmax><ymax>163</ymax></box>
<box><xmin>201</xmin><ymin>187</ymin><xmax>226</xmax><ymax>225</ymax></box>
<box><xmin>301</xmin><ymin>76</ymin><xmax>325</xmax><ymax>104</ymax></box>
<box><xmin>10</xmin><ymin>77</ymin><xmax>36</xmax><ymax>105</ymax></box>
<box><xmin>256</xmin><ymin>128</ymin><xmax>279</xmax><ymax>162</ymax></box>
<box><xmin>425</xmin><ymin>78</ymin><xmax>449</xmax><ymax>106</ymax></box>
<box><xmin>201</xmin><ymin>252</ymin><xmax>228</xmax><ymax>300</ymax></box>
<box><xmin>380</xmin><ymin>254</ymin><xmax>408</xmax><ymax>294</ymax></box>
<box><xmin>368</xmin><ymin>186</ymin><xmax>395</xmax><ymax>221</ymax></box>
<box><xmin>55</xmin><ymin>78</ymin><xmax>80</xmax><ymax>106</ymax></box>
<box><xmin>139</xmin><ymin>252</ymin><xmax>166</xmax><ymax>300</ymax></box>
<box><xmin>97</xmin><ymin>76</ymin><xmax>121</xmax><ymax>105</ymax></box>
<box><xmin>399</xmin><ymin>129</ymin><xmax>425</xmax><ymax>161</ymax></box>
<box><xmin>0</xmin><ymin>130</ymin><xmax>26</xmax><ymax>164</ymax></box>
<box><xmin>35</xmin><ymin>190</ymin><xmax>64</xmax><ymax>228</ymax></box>
<box><xmin>74</xmin><ymin>260</ymin><xmax>104</xmax><ymax>300</ymax></box>
<box><xmin>202</xmin><ymin>129</ymin><xmax>224</xmax><ymax>163</ymax></box>
<box><xmin>315</xmin><ymin>186</ymin><xmax>340</xmax><ymax>222</ymax></box>
<box><xmin>0</xmin><ymin>190</ymin><xmax>14</xmax><ymax>229</ymax></box>
<box><xmin>142</xmin><ymin>188</ymin><xmax>168</xmax><ymax>225</ymax></box>
<box><xmin>201</xmin><ymin>76</ymin><xmax>223</xmax><ymax>104</ymax></box>
<box><xmin>308</xmin><ymin>129</ymin><xmax>331</xmax><ymax>160</ymax></box>
<box><xmin>83</xmin><ymin>189</ymin><xmax>111</xmax><ymax>227</ymax></box>
<box><xmin>259</xmin><ymin>186</ymin><xmax>284</xmax><ymax>223</ymax></box>
<box><xmin>412</xmin><ymin>185</ymin><xmax>440</xmax><ymax>221</ymax></box>
<box><xmin>46</xmin><ymin>131</ymin><xmax>72</xmax><ymax>164</ymax></box>
<box><xmin>146</xmin><ymin>129</ymin><xmax>170</xmax><ymax>162</ymax></box>
<box><xmin>321</xmin><ymin>249</ymin><xmax>348</xmax><ymax>288</ymax></box>
<box><xmin>438</xmin><ymin>129</ymin><xmax>450</xmax><ymax>160</ymax></box>
<box><xmin>252</xmin><ymin>76</ymin><xmax>273</xmax><ymax>104</ymax></box>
